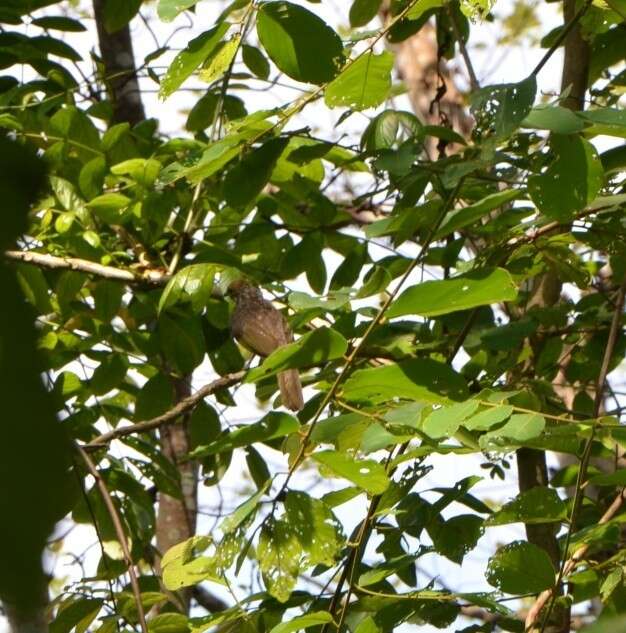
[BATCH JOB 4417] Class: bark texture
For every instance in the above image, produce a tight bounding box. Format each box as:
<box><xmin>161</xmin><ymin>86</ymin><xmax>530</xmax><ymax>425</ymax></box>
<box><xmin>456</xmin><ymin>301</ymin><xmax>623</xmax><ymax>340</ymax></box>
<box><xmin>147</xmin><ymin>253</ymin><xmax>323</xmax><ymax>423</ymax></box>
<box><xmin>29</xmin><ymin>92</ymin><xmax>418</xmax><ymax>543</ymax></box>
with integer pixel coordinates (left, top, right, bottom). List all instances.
<box><xmin>92</xmin><ymin>0</ymin><xmax>146</xmax><ymax>126</ymax></box>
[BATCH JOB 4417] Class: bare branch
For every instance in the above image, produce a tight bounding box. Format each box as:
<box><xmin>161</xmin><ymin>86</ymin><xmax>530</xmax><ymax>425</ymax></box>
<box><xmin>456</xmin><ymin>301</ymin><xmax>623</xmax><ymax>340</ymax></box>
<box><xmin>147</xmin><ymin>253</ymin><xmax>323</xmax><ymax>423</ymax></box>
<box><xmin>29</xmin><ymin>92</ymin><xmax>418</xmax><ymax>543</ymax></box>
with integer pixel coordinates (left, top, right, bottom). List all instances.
<box><xmin>5</xmin><ymin>250</ymin><xmax>170</xmax><ymax>286</ymax></box>
<box><xmin>86</xmin><ymin>372</ymin><xmax>246</xmax><ymax>448</ymax></box>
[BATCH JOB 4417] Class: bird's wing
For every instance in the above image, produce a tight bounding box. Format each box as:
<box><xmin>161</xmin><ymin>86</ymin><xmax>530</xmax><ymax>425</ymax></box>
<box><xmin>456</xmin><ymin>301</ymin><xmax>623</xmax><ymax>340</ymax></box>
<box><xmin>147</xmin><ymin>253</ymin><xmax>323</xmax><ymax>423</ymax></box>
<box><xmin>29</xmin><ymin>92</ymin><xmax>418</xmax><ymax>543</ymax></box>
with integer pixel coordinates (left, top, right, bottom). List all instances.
<box><xmin>238</xmin><ymin>308</ymin><xmax>289</xmax><ymax>356</ymax></box>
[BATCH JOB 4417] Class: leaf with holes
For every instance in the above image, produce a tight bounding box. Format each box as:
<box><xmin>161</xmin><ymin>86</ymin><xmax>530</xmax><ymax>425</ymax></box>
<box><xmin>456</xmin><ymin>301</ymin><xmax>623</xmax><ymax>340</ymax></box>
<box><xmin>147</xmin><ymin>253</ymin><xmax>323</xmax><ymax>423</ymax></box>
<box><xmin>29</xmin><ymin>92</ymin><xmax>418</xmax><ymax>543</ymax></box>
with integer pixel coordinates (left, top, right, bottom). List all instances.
<box><xmin>257</xmin><ymin>517</ymin><xmax>302</xmax><ymax>602</ymax></box>
<box><xmin>471</xmin><ymin>75</ymin><xmax>536</xmax><ymax>139</ymax></box>
<box><xmin>486</xmin><ymin>487</ymin><xmax>567</xmax><ymax>526</ymax></box>
<box><xmin>486</xmin><ymin>540</ymin><xmax>555</xmax><ymax>594</ymax></box>
<box><xmin>284</xmin><ymin>491</ymin><xmax>344</xmax><ymax>566</ymax></box>
<box><xmin>159</xmin><ymin>22</ymin><xmax>230</xmax><ymax>99</ymax></box>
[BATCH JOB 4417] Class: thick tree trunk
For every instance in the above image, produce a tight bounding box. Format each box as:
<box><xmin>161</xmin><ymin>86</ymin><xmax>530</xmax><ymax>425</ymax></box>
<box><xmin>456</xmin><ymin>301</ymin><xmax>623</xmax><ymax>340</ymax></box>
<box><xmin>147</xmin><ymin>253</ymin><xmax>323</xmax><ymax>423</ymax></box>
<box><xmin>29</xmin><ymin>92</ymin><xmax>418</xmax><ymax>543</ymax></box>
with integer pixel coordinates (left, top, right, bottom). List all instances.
<box><xmin>92</xmin><ymin>0</ymin><xmax>146</xmax><ymax>126</ymax></box>
<box><xmin>156</xmin><ymin>378</ymin><xmax>198</xmax><ymax>612</ymax></box>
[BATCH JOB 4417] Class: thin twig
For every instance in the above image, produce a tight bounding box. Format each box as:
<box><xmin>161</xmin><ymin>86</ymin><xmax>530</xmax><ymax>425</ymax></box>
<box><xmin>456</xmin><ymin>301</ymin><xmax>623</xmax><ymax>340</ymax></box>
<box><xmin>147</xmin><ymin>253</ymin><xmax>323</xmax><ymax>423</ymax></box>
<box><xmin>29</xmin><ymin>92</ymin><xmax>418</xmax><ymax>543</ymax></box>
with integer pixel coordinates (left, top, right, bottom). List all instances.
<box><xmin>77</xmin><ymin>445</ymin><xmax>149</xmax><ymax>633</ymax></box>
<box><xmin>531</xmin><ymin>0</ymin><xmax>593</xmax><ymax>77</ymax></box>
<box><xmin>86</xmin><ymin>371</ymin><xmax>245</xmax><ymax>448</ymax></box>
<box><xmin>447</xmin><ymin>5</ymin><xmax>479</xmax><ymax>91</ymax></box>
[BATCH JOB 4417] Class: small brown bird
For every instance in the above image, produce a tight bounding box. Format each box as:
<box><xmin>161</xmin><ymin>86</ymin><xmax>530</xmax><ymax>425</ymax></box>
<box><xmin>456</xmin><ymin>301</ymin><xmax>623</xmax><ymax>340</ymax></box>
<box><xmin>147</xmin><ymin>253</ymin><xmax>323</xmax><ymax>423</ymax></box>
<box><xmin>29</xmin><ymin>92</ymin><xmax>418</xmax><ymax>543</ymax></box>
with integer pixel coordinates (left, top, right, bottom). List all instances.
<box><xmin>228</xmin><ymin>279</ymin><xmax>304</xmax><ymax>411</ymax></box>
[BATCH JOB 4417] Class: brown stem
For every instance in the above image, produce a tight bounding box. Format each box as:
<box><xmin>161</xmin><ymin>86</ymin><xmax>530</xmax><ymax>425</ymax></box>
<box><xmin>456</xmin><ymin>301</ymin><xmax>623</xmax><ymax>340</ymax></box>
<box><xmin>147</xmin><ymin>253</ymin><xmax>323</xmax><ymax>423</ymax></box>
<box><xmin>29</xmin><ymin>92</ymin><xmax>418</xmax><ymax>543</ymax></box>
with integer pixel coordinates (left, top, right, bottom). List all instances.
<box><xmin>530</xmin><ymin>277</ymin><xmax>626</xmax><ymax>631</ymax></box>
<box><xmin>77</xmin><ymin>446</ymin><xmax>148</xmax><ymax>633</ymax></box>
<box><xmin>560</xmin><ymin>0</ymin><xmax>591</xmax><ymax>111</ymax></box>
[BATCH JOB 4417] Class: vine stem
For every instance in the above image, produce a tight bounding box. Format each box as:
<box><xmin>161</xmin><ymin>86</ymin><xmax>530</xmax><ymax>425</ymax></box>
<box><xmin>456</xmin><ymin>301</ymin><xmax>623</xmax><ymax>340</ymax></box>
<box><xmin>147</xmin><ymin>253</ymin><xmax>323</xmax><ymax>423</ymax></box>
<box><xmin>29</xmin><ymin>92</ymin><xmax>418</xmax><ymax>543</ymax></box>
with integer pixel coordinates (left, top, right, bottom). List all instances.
<box><xmin>528</xmin><ymin>274</ymin><xmax>626</xmax><ymax>632</ymax></box>
<box><xmin>531</xmin><ymin>0</ymin><xmax>593</xmax><ymax>77</ymax></box>
<box><xmin>274</xmin><ymin>179</ymin><xmax>464</xmax><ymax>503</ymax></box>
<box><xmin>77</xmin><ymin>445</ymin><xmax>149</xmax><ymax>633</ymax></box>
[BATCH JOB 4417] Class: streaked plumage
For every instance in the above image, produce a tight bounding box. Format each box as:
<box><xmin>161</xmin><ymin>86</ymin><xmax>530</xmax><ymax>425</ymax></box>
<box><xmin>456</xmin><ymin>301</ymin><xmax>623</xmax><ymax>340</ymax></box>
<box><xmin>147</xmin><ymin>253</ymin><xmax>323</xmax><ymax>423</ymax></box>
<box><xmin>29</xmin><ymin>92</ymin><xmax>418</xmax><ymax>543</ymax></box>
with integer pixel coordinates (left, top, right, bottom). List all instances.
<box><xmin>228</xmin><ymin>280</ymin><xmax>304</xmax><ymax>411</ymax></box>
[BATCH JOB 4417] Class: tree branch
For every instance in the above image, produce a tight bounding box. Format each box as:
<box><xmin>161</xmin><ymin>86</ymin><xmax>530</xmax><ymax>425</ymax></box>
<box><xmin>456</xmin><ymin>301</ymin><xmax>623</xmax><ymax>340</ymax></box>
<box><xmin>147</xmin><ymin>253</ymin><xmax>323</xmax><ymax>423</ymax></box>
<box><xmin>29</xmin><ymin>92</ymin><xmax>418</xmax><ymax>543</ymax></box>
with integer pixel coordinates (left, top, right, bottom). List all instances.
<box><xmin>191</xmin><ymin>586</ymin><xmax>228</xmax><ymax>613</ymax></box>
<box><xmin>5</xmin><ymin>250</ymin><xmax>170</xmax><ymax>286</ymax></box>
<box><xmin>86</xmin><ymin>372</ymin><xmax>245</xmax><ymax>448</ymax></box>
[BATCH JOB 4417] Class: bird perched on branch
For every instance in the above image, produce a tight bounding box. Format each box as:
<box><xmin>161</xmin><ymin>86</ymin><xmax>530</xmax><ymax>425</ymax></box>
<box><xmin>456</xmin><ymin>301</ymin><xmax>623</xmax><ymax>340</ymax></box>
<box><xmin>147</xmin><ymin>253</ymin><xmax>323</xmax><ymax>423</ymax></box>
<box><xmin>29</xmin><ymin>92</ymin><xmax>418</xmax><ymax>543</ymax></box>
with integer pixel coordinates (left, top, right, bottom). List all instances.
<box><xmin>227</xmin><ymin>279</ymin><xmax>304</xmax><ymax>411</ymax></box>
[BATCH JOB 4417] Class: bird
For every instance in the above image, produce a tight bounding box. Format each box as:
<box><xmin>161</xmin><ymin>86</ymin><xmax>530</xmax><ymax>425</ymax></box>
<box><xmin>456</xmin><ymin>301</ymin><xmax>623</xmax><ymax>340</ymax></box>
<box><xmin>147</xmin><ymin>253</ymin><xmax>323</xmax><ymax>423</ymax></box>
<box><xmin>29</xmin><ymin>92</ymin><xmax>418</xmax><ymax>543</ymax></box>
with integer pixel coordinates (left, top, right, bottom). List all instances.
<box><xmin>227</xmin><ymin>279</ymin><xmax>304</xmax><ymax>411</ymax></box>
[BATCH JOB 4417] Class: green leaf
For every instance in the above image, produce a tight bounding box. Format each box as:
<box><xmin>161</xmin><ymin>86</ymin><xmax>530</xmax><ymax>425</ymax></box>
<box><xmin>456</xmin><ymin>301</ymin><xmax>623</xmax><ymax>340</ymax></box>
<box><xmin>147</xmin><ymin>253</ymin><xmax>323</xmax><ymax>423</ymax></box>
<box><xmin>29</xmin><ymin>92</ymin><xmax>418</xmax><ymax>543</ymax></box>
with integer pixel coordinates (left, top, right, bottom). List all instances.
<box><xmin>221</xmin><ymin>482</ymin><xmax>269</xmax><ymax>534</ymax></box>
<box><xmin>102</xmin><ymin>0</ymin><xmax>142</xmax><ymax>33</ymax></box>
<box><xmin>406</xmin><ymin>0</ymin><xmax>444</xmax><ymax>18</ymax></box>
<box><xmin>87</xmin><ymin>192</ymin><xmax>131</xmax><ymax>224</ymax></box>
<box><xmin>579</xmin><ymin>108</ymin><xmax>626</xmax><ymax>138</ymax></box>
<box><xmin>157</xmin><ymin>0</ymin><xmax>197</xmax><ymax>21</ymax></box>
<box><xmin>522</xmin><ymin>104</ymin><xmax>586</xmax><ymax>134</ymax></box>
<box><xmin>111</xmin><ymin>158</ymin><xmax>161</xmax><ymax>187</ymax></box>
<box><xmin>387</xmin><ymin>268</ymin><xmax>518</xmax><ymax>318</ymax></box>
<box><xmin>223</xmin><ymin>137</ymin><xmax>289</xmax><ymax>208</ymax></box>
<box><xmin>93</xmin><ymin>281</ymin><xmax>123</xmax><ymax>322</ymax></box>
<box><xmin>430</xmin><ymin>514</ymin><xmax>484</xmax><ymax>564</ymax></box>
<box><xmin>486</xmin><ymin>540</ymin><xmax>555</xmax><ymax>594</ymax></box>
<box><xmin>50</xmin><ymin>598</ymin><xmax>103</xmax><ymax>633</ymax></box>
<box><xmin>257</xmin><ymin>517</ymin><xmax>301</xmax><ymax>602</ymax></box>
<box><xmin>361</xmin><ymin>110</ymin><xmax>421</xmax><ymax>151</ymax></box>
<box><xmin>32</xmin><ymin>16</ymin><xmax>87</xmax><ymax>31</ymax></box>
<box><xmin>358</xmin><ymin>554</ymin><xmax>418</xmax><ymax>587</ymax></box>
<box><xmin>148</xmin><ymin>613</ymin><xmax>190</xmax><ymax>633</ymax></box>
<box><xmin>91</xmin><ymin>355</ymin><xmax>127</xmax><ymax>395</ymax></box>
<box><xmin>463</xmin><ymin>405</ymin><xmax>513</xmax><ymax>431</ymax></box>
<box><xmin>486</xmin><ymin>487</ymin><xmax>567</xmax><ymax>526</ymax></box>
<box><xmin>242</xmin><ymin>44</ymin><xmax>270</xmax><ymax>79</ymax></box>
<box><xmin>158</xmin><ymin>264</ymin><xmax>215</xmax><ymax>314</ymax></box>
<box><xmin>588</xmin><ymin>469</ymin><xmax>626</xmax><ymax>486</ymax></box>
<box><xmin>325</xmin><ymin>51</ymin><xmax>393</xmax><ymax>111</ymax></box>
<box><xmin>312</xmin><ymin>451</ymin><xmax>390</xmax><ymax>495</ymax></box>
<box><xmin>159</xmin><ymin>23</ymin><xmax>230</xmax><ymax>99</ymax></box>
<box><xmin>360</xmin><ymin>423</ymin><xmax>413</xmax><ymax>453</ymax></box>
<box><xmin>487</xmin><ymin>413</ymin><xmax>546</xmax><ymax>442</ymax></box>
<box><xmin>257</xmin><ymin>1</ymin><xmax>344</xmax><ymax>85</ymax></box>
<box><xmin>199</xmin><ymin>36</ymin><xmax>241</xmax><ymax>84</ymax></box>
<box><xmin>528</xmin><ymin>134</ymin><xmax>604</xmax><ymax>220</ymax></box>
<box><xmin>284</xmin><ymin>491</ymin><xmax>344</xmax><ymax>566</ymax></box>
<box><xmin>435</xmin><ymin>189</ymin><xmax>522</xmax><ymax>239</ymax></box>
<box><xmin>470</xmin><ymin>75</ymin><xmax>536</xmax><ymax>139</ymax></box>
<box><xmin>270</xmin><ymin>612</ymin><xmax>334</xmax><ymax>633</ymax></box>
<box><xmin>349</xmin><ymin>0</ymin><xmax>382</xmax><ymax>26</ymax></box>
<box><xmin>343</xmin><ymin>358</ymin><xmax>468</xmax><ymax>404</ymax></box>
<box><xmin>191</xmin><ymin>412</ymin><xmax>299</xmax><ymax>457</ymax></box>
<box><xmin>135</xmin><ymin>374</ymin><xmax>175</xmax><ymax>421</ymax></box>
<box><xmin>354</xmin><ymin>617</ymin><xmax>380</xmax><ymax>633</ymax></box>
<box><xmin>162</xmin><ymin>536</ymin><xmax>221</xmax><ymax>590</ymax></box>
<box><xmin>422</xmin><ymin>400</ymin><xmax>480</xmax><ymax>439</ymax></box>
<box><xmin>158</xmin><ymin>314</ymin><xmax>206</xmax><ymax>374</ymax></box>
<box><xmin>245</xmin><ymin>327</ymin><xmax>347</xmax><ymax>382</ymax></box>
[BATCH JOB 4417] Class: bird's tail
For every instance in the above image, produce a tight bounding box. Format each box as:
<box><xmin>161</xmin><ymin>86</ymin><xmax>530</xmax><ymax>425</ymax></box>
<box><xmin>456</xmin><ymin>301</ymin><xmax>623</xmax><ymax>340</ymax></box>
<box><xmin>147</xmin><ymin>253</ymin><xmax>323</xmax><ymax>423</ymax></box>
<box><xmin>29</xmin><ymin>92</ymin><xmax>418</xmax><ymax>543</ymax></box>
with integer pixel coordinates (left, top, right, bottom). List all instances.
<box><xmin>278</xmin><ymin>369</ymin><xmax>304</xmax><ymax>411</ymax></box>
